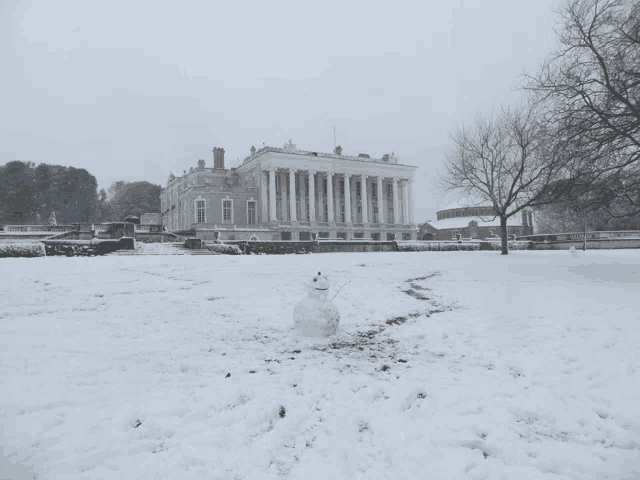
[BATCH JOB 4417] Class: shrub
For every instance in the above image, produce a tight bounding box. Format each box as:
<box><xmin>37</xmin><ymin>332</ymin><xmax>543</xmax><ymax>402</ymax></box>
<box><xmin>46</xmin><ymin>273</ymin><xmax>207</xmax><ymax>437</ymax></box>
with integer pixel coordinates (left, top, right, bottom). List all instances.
<box><xmin>486</xmin><ymin>241</ymin><xmax>534</xmax><ymax>251</ymax></box>
<box><xmin>0</xmin><ymin>242</ymin><xmax>46</xmax><ymax>258</ymax></box>
<box><xmin>396</xmin><ymin>242</ymin><xmax>480</xmax><ymax>252</ymax></box>
<box><xmin>396</xmin><ymin>241</ymin><xmax>534</xmax><ymax>252</ymax></box>
<box><xmin>206</xmin><ymin>244</ymin><xmax>243</xmax><ymax>255</ymax></box>
<box><xmin>42</xmin><ymin>239</ymin><xmax>129</xmax><ymax>256</ymax></box>
<box><xmin>239</xmin><ymin>241</ymin><xmax>313</xmax><ymax>255</ymax></box>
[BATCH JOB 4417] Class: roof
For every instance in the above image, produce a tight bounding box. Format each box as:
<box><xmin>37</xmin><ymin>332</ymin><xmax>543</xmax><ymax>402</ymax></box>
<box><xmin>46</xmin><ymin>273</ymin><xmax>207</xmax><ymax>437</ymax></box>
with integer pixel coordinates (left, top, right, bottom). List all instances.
<box><xmin>240</xmin><ymin>146</ymin><xmax>416</xmax><ymax>169</ymax></box>
<box><xmin>438</xmin><ymin>199</ymin><xmax>491</xmax><ymax>212</ymax></box>
<box><xmin>425</xmin><ymin>216</ymin><xmax>526</xmax><ymax>230</ymax></box>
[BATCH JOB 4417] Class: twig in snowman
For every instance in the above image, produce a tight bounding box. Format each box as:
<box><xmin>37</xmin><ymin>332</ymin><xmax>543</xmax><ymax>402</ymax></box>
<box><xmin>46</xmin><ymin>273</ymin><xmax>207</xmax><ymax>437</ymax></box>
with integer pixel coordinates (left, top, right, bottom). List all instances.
<box><xmin>330</xmin><ymin>281</ymin><xmax>351</xmax><ymax>302</ymax></box>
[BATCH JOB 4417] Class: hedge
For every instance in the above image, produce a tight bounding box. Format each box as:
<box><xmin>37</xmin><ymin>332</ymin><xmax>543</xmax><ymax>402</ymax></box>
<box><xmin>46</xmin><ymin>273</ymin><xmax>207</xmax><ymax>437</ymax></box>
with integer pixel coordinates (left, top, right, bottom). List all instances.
<box><xmin>397</xmin><ymin>241</ymin><xmax>534</xmax><ymax>252</ymax></box>
<box><xmin>398</xmin><ymin>242</ymin><xmax>481</xmax><ymax>252</ymax></box>
<box><xmin>239</xmin><ymin>241</ymin><xmax>313</xmax><ymax>255</ymax></box>
<box><xmin>0</xmin><ymin>242</ymin><xmax>46</xmax><ymax>258</ymax></box>
<box><xmin>43</xmin><ymin>238</ymin><xmax>134</xmax><ymax>256</ymax></box>
<box><xmin>205</xmin><ymin>244</ymin><xmax>243</xmax><ymax>255</ymax></box>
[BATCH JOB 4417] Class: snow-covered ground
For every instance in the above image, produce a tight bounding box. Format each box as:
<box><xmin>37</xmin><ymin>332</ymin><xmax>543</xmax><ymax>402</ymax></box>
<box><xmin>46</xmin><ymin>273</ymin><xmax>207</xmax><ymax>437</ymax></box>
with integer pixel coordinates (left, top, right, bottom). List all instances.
<box><xmin>1</xmin><ymin>249</ymin><xmax>640</xmax><ymax>479</ymax></box>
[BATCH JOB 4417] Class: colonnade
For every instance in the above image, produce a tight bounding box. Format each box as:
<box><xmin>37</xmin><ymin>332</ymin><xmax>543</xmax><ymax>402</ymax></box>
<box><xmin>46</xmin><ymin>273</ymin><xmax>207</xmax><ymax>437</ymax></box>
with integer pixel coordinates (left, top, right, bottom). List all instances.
<box><xmin>261</xmin><ymin>168</ymin><xmax>413</xmax><ymax>225</ymax></box>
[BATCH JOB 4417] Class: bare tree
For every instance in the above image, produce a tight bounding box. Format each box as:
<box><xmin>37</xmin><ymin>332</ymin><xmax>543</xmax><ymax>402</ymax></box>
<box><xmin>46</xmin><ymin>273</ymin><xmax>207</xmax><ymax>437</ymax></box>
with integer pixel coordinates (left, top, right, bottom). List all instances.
<box><xmin>436</xmin><ymin>103</ymin><xmax>566</xmax><ymax>254</ymax></box>
<box><xmin>522</xmin><ymin>0</ymin><xmax>640</xmax><ymax>220</ymax></box>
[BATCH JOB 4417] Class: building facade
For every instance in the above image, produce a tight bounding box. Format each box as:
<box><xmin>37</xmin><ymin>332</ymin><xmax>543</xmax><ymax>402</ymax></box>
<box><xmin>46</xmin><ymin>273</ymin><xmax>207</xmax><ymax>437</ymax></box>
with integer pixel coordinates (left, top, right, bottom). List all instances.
<box><xmin>161</xmin><ymin>146</ymin><xmax>418</xmax><ymax>241</ymax></box>
<box><xmin>418</xmin><ymin>201</ymin><xmax>534</xmax><ymax>240</ymax></box>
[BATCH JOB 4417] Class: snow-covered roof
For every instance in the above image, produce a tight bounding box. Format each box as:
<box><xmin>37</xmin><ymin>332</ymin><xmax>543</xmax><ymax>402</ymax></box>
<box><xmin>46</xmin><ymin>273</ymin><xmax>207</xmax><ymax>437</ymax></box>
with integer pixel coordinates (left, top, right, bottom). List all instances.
<box><xmin>438</xmin><ymin>199</ymin><xmax>491</xmax><ymax>212</ymax></box>
<box><xmin>425</xmin><ymin>216</ymin><xmax>525</xmax><ymax>230</ymax></box>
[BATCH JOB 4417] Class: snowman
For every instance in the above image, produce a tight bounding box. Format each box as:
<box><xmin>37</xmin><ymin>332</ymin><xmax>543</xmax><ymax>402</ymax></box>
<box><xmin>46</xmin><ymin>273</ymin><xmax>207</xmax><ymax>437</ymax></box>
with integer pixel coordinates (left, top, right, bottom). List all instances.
<box><xmin>293</xmin><ymin>271</ymin><xmax>340</xmax><ymax>337</ymax></box>
<box><xmin>569</xmin><ymin>245</ymin><xmax>580</xmax><ymax>258</ymax></box>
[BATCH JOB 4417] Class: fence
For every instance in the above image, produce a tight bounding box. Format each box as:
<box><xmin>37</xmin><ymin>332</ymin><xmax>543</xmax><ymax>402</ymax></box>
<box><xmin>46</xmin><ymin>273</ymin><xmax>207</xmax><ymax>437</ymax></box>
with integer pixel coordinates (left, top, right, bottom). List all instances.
<box><xmin>518</xmin><ymin>231</ymin><xmax>640</xmax><ymax>242</ymax></box>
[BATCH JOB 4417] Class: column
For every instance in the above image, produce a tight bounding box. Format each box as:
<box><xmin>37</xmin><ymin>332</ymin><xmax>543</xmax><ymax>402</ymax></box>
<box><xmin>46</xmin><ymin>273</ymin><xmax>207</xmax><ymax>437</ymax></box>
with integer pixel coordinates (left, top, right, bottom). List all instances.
<box><xmin>317</xmin><ymin>174</ymin><xmax>324</xmax><ymax>222</ymax></box>
<box><xmin>300</xmin><ymin>173</ymin><xmax>307</xmax><ymax>221</ymax></box>
<box><xmin>377</xmin><ymin>177</ymin><xmax>384</xmax><ymax>225</ymax></box>
<box><xmin>327</xmin><ymin>171</ymin><xmax>334</xmax><ymax>222</ymax></box>
<box><xmin>403</xmin><ymin>181</ymin><xmax>410</xmax><ymax>224</ymax></box>
<box><xmin>289</xmin><ymin>169</ymin><xmax>297</xmax><ymax>222</ymax></box>
<box><xmin>308</xmin><ymin>170</ymin><xmax>316</xmax><ymax>221</ymax></box>
<box><xmin>367</xmin><ymin>179</ymin><xmax>374</xmax><ymax>223</ymax></box>
<box><xmin>361</xmin><ymin>175</ymin><xmax>368</xmax><ymax>223</ymax></box>
<box><xmin>392</xmin><ymin>178</ymin><xmax>399</xmax><ymax>225</ymax></box>
<box><xmin>344</xmin><ymin>174</ymin><xmax>351</xmax><ymax>224</ymax></box>
<box><xmin>334</xmin><ymin>176</ymin><xmax>340</xmax><ymax>222</ymax></box>
<box><xmin>351</xmin><ymin>177</ymin><xmax>357</xmax><ymax>222</ymax></box>
<box><xmin>261</xmin><ymin>171</ymin><xmax>268</xmax><ymax>223</ymax></box>
<box><xmin>408</xmin><ymin>179</ymin><xmax>414</xmax><ymax>225</ymax></box>
<box><xmin>269</xmin><ymin>168</ymin><xmax>276</xmax><ymax>222</ymax></box>
<box><xmin>279</xmin><ymin>173</ymin><xmax>288</xmax><ymax>221</ymax></box>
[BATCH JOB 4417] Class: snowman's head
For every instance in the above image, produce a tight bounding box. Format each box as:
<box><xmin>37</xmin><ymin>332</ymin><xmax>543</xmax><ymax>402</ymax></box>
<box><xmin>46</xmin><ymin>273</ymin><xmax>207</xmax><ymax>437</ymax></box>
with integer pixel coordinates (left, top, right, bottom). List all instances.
<box><xmin>312</xmin><ymin>271</ymin><xmax>330</xmax><ymax>290</ymax></box>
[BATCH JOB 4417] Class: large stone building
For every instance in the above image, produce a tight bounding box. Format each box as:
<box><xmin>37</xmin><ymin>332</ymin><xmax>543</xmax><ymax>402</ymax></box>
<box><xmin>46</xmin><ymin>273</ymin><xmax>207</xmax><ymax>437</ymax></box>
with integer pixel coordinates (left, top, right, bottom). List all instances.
<box><xmin>418</xmin><ymin>200</ymin><xmax>534</xmax><ymax>240</ymax></box>
<box><xmin>161</xmin><ymin>146</ymin><xmax>418</xmax><ymax>241</ymax></box>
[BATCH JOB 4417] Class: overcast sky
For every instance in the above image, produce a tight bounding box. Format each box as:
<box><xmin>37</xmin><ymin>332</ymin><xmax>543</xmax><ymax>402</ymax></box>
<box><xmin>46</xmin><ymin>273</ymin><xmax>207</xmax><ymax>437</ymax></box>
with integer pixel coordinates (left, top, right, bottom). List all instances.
<box><xmin>3</xmin><ymin>0</ymin><xmax>558</xmax><ymax>222</ymax></box>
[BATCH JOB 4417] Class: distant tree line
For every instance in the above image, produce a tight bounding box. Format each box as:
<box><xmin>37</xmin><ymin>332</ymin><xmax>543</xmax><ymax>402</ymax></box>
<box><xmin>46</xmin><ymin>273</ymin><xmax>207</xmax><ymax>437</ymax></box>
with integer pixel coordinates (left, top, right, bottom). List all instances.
<box><xmin>436</xmin><ymin>0</ymin><xmax>640</xmax><ymax>254</ymax></box>
<box><xmin>0</xmin><ymin>160</ymin><xmax>161</xmax><ymax>225</ymax></box>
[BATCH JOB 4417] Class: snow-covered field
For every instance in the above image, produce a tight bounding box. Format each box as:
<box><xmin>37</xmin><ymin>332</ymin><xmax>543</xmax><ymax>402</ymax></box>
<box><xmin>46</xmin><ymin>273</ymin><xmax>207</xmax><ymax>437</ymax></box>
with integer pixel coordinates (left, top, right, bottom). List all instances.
<box><xmin>2</xmin><ymin>248</ymin><xmax>640</xmax><ymax>479</ymax></box>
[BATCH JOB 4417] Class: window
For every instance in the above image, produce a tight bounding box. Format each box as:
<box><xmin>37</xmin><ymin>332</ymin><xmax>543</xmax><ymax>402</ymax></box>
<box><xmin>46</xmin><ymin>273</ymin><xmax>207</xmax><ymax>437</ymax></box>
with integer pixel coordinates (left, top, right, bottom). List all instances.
<box><xmin>247</xmin><ymin>201</ymin><xmax>256</xmax><ymax>225</ymax></box>
<box><xmin>387</xmin><ymin>233</ymin><xmax>396</xmax><ymax>241</ymax></box>
<box><xmin>356</xmin><ymin>181</ymin><xmax>361</xmax><ymax>198</ymax></box>
<box><xmin>223</xmin><ymin>200</ymin><xmax>232</xmax><ymax>223</ymax></box>
<box><xmin>371</xmin><ymin>233</ymin><xmax>380</xmax><ymax>241</ymax></box>
<box><xmin>403</xmin><ymin>233</ymin><xmax>411</xmax><ymax>241</ymax></box>
<box><xmin>354</xmin><ymin>232</ymin><xmax>364</xmax><ymax>239</ymax></box>
<box><xmin>281</xmin><ymin>232</ymin><xmax>291</xmax><ymax>241</ymax></box>
<box><xmin>318</xmin><ymin>232</ymin><xmax>330</xmax><ymax>239</ymax></box>
<box><xmin>337</xmin><ymin>232</ymin><xmax>347</xmax><ymax>240</ymax></box>
<box><xmin>196</xmin><ymin>200</ymin><xmax>205</xmax><ymax>223</ymax></box>
<box><xmin>299</xmin><ymin>232</ymin><xmax>311</xmax><ymax>241</ymax></box>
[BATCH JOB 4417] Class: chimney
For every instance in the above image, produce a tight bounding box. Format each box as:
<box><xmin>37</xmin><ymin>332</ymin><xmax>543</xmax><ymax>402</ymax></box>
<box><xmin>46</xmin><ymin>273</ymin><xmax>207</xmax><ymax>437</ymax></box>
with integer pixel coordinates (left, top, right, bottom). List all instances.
<box><xmin>213</xmin><ymin>147</ymin><xmax>225</xmax><ymax>169</ymax></box>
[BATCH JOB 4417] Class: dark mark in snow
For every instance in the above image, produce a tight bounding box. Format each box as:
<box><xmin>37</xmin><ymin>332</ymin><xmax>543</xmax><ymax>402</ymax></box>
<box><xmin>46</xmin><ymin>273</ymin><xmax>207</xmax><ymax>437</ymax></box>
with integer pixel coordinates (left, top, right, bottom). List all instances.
<box><xmin>397</xmin><ymin>359</ymin><xmax>408</xmax><ymax>363</ymax></box>
<box><xmin>225</xmin><ymin>372</ymin><xmax>231</xmax><ymax>378</ymax></box>
<box><xmin>381</xmin><ymin>365</ymin><xmax>390</xmax><ymax>371</ymax></box>
<box><xmin>133</xmin><ymin>420</ymin><xmax>141</xmax><ymax>428</ymax></box>
<box><xmin>293</xmin><ymin>350</ymin><xmax>301</xmax><ymax>354</ymax></box>
<box><xmin>406</xmin><ymin>273</ymin><xmax>441</xmax><ymax>283</ymax></box>
<box><xmin>386</xmin><ymin>316</ymin><xmax>407</xmax><ymax>325</ymax></box>
<box><xmin>289</xmin><ymin>357</ymin><xmax>295</xmax><ymax>360</ymax></box>
<box><xmin>402</xmin><ymin>289</ymin><xmax>430</xmax><ymax>300</ymax></box>
<box><xmin>279</xmin><ymin>406</ymin><xmax>286</xmax><ymax>418</ymax></box>
<box><xmin>249</xmin><ymin>370</ymin><xmax>256</xmax><ymax>373</ymax></box>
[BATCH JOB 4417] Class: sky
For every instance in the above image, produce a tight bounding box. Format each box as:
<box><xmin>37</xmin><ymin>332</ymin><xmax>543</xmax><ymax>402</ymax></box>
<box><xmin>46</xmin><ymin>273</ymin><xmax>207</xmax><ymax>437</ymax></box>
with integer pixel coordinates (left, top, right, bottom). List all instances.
<box><xmin>2</xmin><ymin>0</ymin><xmax>558</xmax><ymax>222</ymax></box>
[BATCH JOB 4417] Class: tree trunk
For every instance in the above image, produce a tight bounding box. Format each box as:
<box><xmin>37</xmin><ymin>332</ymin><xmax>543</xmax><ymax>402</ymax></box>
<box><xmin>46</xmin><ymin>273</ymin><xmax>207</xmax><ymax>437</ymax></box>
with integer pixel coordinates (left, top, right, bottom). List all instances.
<box><xmin>500</xmin><ymin>216</ymin><xmax>509</xmax><ymax>255</ymax></box>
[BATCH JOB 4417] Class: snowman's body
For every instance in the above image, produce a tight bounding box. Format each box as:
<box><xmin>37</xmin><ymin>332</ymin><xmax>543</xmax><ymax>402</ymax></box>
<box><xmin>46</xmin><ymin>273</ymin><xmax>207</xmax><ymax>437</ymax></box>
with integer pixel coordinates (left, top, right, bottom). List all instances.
<box><xmin>294</xmin><ymin>272</ymin><xmax>340</xmax><ymax>337</ymax></box>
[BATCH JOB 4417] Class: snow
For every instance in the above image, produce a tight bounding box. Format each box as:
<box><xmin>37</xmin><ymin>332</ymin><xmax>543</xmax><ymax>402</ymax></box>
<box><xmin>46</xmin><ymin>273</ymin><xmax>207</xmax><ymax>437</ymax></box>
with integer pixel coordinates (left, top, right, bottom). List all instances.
<box><xmin>2</xmin><ymin>250</ymin><xmax>640</xmax><ymax>479</ymax></box>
